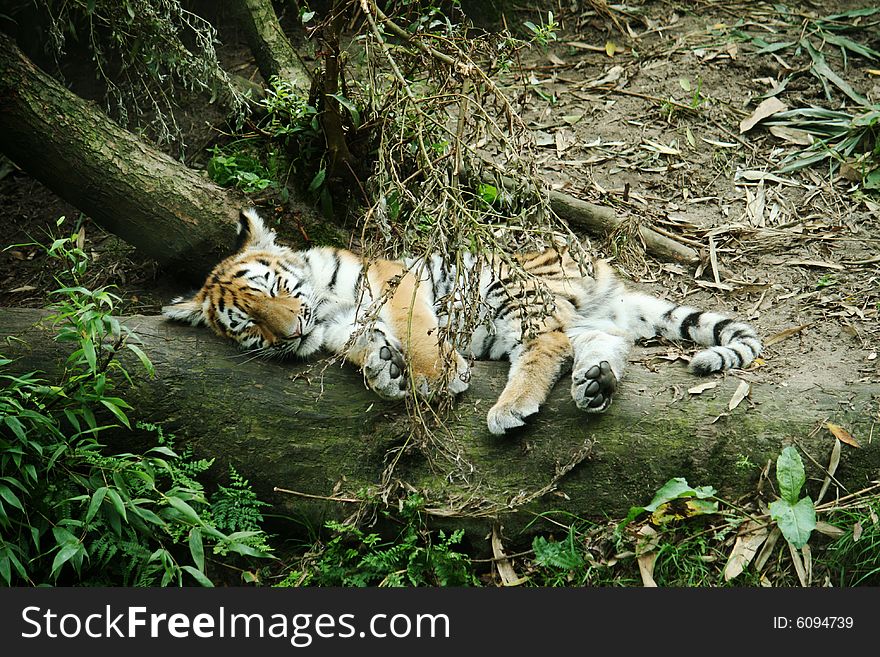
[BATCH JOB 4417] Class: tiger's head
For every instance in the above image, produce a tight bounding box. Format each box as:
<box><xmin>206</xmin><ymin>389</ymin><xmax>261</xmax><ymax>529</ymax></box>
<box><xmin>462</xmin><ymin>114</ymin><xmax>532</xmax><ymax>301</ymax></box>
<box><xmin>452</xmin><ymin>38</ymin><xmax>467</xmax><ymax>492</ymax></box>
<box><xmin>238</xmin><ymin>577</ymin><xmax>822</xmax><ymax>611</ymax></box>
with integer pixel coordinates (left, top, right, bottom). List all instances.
<box><xmin>162</xmin><ymin>208</ymin><xmax>323</xmax><ymax>357</ymax></box>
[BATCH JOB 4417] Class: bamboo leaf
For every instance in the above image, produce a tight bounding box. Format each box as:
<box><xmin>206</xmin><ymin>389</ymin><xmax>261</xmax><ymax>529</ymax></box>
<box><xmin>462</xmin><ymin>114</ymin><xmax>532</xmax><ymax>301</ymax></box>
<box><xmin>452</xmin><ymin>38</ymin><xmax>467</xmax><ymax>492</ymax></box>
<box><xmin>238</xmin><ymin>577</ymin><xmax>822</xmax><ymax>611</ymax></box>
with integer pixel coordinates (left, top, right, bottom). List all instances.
<box><xmin>804</xmin><ymin>40</ymin><xmax>868</xmax><ymax>105</ymax></box>
<box><xmin>181</xmin><ymin>565</ymin><xmax>213</xmax><ymax>587</ymax></box>
<box><xmin>188</xmin><ymin>527</ymin><xmax>205</xmax><ymax>572</ymax></box>
<box><xmin>126</xmin><ymin>343</ymin><xmax>155</xmax><ymax>376</ymax></box>
<box><xmin>100</xmin><ymin>399</ymin><xmax>131</xmax><ymax>428</ymax></box>
<box><xmin>0</xmin><ymin>485</ymin><xmax>24</xmax><ymax>512</ymax></box>
<box><xmin>822</xmin><ymin>32</ymin><xmax>880</xmax><ymax>60</ymax></box>
<box><xmin>166</xmin><ymin>496</ymin><xmax>201</xmax><ymax>525</ymax></box>
<box><xmin>81</xmin><ymin>338</ymin><xmax>97</xmax><ymax>372</ymax></box>
<box><xmin>51</xmin><ymin>544</ymin><xmax>82</xmax><ymax>579</ymax></box>
<box><xmin>85</xmin><ymin>486</ymin><xmax>108</xmax><ymax>523</ymax></box>
<box><xmin>821</xmin><ymin>7</ymin><xmax>880</xmax><ymax>21</ymax></box>
<box><xmin>105</xmin><ymin>488</ymin><xmax>128</xmax><ymax>522</ymax></box>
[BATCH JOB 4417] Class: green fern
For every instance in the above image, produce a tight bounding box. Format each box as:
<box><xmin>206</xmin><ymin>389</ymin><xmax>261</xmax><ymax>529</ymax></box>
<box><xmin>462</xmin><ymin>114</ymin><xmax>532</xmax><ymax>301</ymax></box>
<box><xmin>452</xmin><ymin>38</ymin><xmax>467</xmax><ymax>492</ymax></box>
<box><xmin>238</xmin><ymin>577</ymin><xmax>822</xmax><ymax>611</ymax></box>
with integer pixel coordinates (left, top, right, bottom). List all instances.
<box><xmin>280</xmin><ymin>496</ymin><xmax>477</xmax><ymax>587</ymax></box>
<box><xmin>211</xmin><ymin>466</ymin><xmax>270</xmax><ymax>533</ymax></box>
<box><xmin>0</xmin><ymin>223</ymin><xmax>274</xmax><ymax>587</ymax></box>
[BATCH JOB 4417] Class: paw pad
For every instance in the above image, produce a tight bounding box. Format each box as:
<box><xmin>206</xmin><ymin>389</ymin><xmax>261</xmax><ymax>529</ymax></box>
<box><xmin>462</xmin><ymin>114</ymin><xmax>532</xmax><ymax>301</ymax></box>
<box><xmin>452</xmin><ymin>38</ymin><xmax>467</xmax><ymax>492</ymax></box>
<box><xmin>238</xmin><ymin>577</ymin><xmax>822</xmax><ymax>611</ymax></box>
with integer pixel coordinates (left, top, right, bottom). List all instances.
<box><xmin>364</xmin><ymin>339</ymin><xmax>406</xmax><ymax>399</ymax></box>
<box><xmin>573</xmin><ymin>360</ymin><xmax>617</xmax><ymax>413</ymax></box>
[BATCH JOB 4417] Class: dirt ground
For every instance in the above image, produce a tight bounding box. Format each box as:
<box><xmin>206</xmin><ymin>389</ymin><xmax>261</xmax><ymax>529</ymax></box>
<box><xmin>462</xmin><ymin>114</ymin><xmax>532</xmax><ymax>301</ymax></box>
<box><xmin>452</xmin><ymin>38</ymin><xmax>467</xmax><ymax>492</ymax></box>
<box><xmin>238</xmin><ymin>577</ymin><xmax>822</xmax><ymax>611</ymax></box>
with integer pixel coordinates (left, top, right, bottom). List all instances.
<box><xmin>1</xmin><ymin>0</ymin><xmax>878</xmax><ymax>421</ymax></box>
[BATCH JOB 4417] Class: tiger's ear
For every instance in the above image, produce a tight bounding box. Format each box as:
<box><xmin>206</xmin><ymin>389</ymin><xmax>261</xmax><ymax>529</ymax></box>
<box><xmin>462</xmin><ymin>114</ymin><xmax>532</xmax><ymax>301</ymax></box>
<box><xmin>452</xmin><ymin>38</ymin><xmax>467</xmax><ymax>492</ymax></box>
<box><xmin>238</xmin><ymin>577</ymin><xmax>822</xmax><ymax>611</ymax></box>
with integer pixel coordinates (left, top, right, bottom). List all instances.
<box><xmin>237</xmin><ymin>207</ymin><xmax>278</xmax><ymax>251</ymax></box>
<box><xmin>162</xmin><ymin>296</ymin><xmax>206</xmax><ymax>326</ymax></box>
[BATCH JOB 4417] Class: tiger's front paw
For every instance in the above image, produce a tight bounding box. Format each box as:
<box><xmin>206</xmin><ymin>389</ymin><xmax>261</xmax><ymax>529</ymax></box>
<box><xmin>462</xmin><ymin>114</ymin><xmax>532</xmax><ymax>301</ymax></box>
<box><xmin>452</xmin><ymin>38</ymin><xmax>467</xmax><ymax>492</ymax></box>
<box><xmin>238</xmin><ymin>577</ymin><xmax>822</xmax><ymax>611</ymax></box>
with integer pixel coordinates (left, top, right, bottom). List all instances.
<box><xmin>487</xmin><ymin>399</ymin><xmax>539</xmax><ymax>435</ymax></box>
<box><xmin>409</xmin><ymin>351</ymin><xmax>470</xmax><ymax>398</ymax></box>
<box><xmin>363</xmin><ymin>342</ymin><xmax>407</xmax><ymax>400</ymax></box>
<box><xmin>448</xmin><ymin>353</ymin><xmax>470</xmax><ymax>396</ymax></box>
<box><xmin>572</xmin><ymin>360</ymin><xmax>617</xmax><ymax>413</ymax></box>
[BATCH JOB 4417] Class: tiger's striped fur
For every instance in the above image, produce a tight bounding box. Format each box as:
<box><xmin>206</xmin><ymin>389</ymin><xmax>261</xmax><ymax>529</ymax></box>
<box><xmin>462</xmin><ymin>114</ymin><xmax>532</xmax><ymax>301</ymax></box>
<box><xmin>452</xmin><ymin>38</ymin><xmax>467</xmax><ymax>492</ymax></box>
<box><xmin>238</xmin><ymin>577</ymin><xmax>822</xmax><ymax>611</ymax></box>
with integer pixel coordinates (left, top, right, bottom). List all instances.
<box><xmin>163</xmin><ymin>208</ymin><xmax>762</xmax><ymax>435</ymax></box>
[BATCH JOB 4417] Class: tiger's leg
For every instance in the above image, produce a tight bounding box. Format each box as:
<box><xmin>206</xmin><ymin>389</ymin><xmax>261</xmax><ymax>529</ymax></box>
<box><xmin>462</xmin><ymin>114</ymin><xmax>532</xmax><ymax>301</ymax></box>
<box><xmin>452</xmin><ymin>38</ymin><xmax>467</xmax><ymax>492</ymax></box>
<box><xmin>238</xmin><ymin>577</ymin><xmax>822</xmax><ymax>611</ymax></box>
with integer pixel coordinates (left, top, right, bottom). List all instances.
<box><xmin>323</xmin><ymin>308</ymin><xmax>408</xmax><ymax>400</ymax></box>
<box><xmin>487</xmin><ymin>329</ymin><xmax>571</xmax><ymax>435</ymax></box>
<box><xmin>568</xmin><ymin>329</ymin><xmax>632</xmax><ymax>412</ymax></box>
<box><xmin>370</xmin><ymin>262</ymin><xmax>469</xmax><ymax>397</ymax></box>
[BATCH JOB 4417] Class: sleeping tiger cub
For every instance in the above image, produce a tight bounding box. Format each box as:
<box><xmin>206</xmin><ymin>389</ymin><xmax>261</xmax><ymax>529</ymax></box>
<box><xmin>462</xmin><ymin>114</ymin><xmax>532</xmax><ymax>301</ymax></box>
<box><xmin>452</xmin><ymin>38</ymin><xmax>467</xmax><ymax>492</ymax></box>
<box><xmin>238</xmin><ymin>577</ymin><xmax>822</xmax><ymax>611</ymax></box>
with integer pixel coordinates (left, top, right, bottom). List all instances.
<box><xmin>163</xmin><ymin>208</ymin><xmax>762</xmax><ymax>435</ymax></box>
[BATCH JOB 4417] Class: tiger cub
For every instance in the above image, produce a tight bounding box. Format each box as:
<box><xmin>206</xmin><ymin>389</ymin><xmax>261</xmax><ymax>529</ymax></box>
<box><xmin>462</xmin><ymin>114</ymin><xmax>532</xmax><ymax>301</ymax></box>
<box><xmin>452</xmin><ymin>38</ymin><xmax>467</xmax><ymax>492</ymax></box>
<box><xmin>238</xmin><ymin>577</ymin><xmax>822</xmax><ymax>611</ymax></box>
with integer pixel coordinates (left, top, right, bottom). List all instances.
<box><xmin>163</xmin><ymin>208</ymin><xmax>762</xmax><ymax>435</ymax></box>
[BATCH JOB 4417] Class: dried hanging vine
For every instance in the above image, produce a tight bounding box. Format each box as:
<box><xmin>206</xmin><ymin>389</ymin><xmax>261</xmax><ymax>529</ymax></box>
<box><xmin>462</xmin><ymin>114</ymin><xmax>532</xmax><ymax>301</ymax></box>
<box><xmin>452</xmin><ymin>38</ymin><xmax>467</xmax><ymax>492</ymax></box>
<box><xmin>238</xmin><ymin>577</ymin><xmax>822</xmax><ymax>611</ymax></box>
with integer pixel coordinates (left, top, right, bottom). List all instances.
<box><xmin>297</xmin><ymin>1</ymin><xmax>600</xmax><ymax>509</ymax></box>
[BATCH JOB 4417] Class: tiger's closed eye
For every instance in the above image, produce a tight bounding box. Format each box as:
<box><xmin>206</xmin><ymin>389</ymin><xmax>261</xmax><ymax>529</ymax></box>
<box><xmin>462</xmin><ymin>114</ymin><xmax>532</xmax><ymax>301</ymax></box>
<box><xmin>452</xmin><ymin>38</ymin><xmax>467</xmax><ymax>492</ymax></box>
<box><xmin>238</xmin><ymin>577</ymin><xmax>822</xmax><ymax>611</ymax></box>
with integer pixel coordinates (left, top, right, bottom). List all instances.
<box><xmin>248</xmin><ymin>296</ymin><xmax>304</xmax><ymax>342</ymax></box>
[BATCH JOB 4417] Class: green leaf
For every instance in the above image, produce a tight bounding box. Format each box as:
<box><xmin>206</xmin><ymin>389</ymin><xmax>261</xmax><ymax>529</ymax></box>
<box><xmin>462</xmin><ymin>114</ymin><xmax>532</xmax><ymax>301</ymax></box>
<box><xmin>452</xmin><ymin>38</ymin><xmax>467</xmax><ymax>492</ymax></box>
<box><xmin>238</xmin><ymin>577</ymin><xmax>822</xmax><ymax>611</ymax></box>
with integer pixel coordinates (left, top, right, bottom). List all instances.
<box><xmin>50</xmin><ymin>526</ymin><xmax>82</xmax><ymax>574</ymax></box>
<box><xmin>308</xmin><ymin>168</ymin><xmax>327</xmax><ymax>193</ymax></box>
<box><xmin>189</xmin><ymin>527</ymin><xmax>205</xmax><ymax>572</ymax></box>
<box><xmin>804</xmin><ymin>40</ymin><xmax>868</xmax><ymax>106</ymax></box>
<box><xmin>224</xmin><ymin>541</ymin><xmax>269</xmax><ymax>559</ymax></box>
<box><xmin>821</xmin><ymin>7</ymin><xmax>880</xmax><ymax>20</ymax></box>
<box><xmin>776</xmin><ymin>446</ymin><xmax>806</xmax><ymax>504</ymax></box>
<box><xmin>145</xmin><ymin>445</ymin><xmax>178</xmax><ymax>458</ymax></box>
<box><xmin>80</xmin><ymin>338</ymin><xmax>97</xmax><ymax>372</ymax></box>
<box><xmin>63</xmin><ymin>408</ymin><xmax>81</xmax><ymax>432</ymax></box>
<box><xmin>769</xmin><ymin>497</ymin><xmax>816</xmax><ymax>549</ymax></box>
<box><xmin>105</xmin><ymin>487</ymin><xmax>128</xmax><ymax>522</ymax></box>
<box><xmin>222</xmin><ymin>532</ymin><xmax>272</xmax><ymax>558</ymax></box>
<box><xmin>0</xmin><ymin>484</ymin><xmax>24</xmax><ymax>513</ymax></box>
<box><xmin>329</xmin><ymin>93</ymin><xmax>361</xmax><ymax>129</ymax></box>
<box><xmin>6</xmin><ymin>547</ymin><xmax>26</xmax><ymax>581</ymax></box>
<box><xmin>625</xmin><ymin>477</ymin><xmax>717</xmax><ymax>523</ymax></box>
<box><xmin>777</xmin><ymin>148</ymin><xmax>834</xmax><ymax>173</ymax></box>
<box><xmin>82</xmin><ymin>405</ymin><xmax>97</xmax><ymax>431</ymax></box>
<box><xmin>753</xmin><ymin>40</ymin><xmax>794</xmax><ymax>54</ymax></box>
<box><xmin>100</xmin><ymin>399</ymin><xmax>131</xmax><ymax>429</ymax></box>
<box><xmin>85</xmin><ymin>487</ymin><xmax>108</xmax><ymax>523</ymax></box>
<box><xmin>126</xmin><ymin>343</ymin><xmax>155</xmax><ymax>376</ymax></box>
<box><xmin>167</xmin><ymin>496</ymin><xmax>201</xmax><ymax>525</ymax></box>
<box><xmin>532</xmin><ymin>535</ymin><xmax>585</xmax><ymax>570</ymax></box>
<box><xmin>51</xmin><ymin>544</ymin><xmax>82</xmax><ymax>579</ymax></box>
<box><xmin>130</xmin><ymin>505</ymin><xmax>166</xmax><ymax>527</ymax></box>
<box><xmin>644</xmin><ymin>477</ymin><xmax>716</xmax><ymax>512</ymax></box>
<box><xmin>3</xmin><ymin>416</ymin><xmax>26</xmax><ymax>442</ymax></box>
<box><xmin>0</xmin><ymin>476</ymin><xmax>27</xmax><ymax>494</ymax></box>
<box><xmin>822</xmin><ymin>32</ymin><xmax>880</xmax><ymax>61</ymax></box>
<box><xmin>477</xmin><ymin>183</ymin><xmax>498</xmax><ymax>204</ymax></box>
<box><xmin>181</xmin><ymin>565</ymin><xmax>214</xmax><ymax>587</ymax></box>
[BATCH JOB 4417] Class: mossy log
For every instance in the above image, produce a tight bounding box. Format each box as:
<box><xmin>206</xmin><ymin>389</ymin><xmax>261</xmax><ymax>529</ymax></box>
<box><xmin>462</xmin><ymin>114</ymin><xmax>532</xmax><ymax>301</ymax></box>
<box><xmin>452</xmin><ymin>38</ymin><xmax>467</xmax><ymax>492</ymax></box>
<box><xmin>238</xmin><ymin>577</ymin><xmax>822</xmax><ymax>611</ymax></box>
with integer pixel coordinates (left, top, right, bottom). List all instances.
<box><xmin>2</xmin><ymin>308</ymin><xmax>878</xmax><ymax>543</ymax></box>
<box><xmin>0</xmin><ymin>33</ymin><xmax>240</xmax><ymax>283</ymax></box>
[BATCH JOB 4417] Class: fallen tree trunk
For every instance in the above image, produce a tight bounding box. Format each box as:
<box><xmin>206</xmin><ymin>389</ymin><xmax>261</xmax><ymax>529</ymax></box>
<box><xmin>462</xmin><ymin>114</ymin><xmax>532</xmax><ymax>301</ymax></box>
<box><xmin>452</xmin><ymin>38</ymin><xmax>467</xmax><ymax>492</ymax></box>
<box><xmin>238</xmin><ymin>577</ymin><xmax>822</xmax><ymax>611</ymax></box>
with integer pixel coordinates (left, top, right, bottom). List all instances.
<box><xmin>0</xmin><ymin>33</ymin><xmax>241</xmax><ymax>282</ymax></box>
<box><xmin>3</xmin><ymin>307</ymin><xmax>877</xmax><ymax>543</ymax></box>
<box><xmin>549</xmin><ymin>189</ymin><xmax>701</xmax><ymax>264</ymax></box>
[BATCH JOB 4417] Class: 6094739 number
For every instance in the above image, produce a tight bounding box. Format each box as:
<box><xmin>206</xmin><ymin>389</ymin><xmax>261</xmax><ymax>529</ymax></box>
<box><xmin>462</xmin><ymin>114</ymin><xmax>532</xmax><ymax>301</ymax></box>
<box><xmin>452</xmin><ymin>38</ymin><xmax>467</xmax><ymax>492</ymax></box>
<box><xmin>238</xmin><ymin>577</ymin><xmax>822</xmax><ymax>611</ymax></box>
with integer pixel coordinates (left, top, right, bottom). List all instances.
<box><xmin>796</xmin><ymin>617</ymin><xmax>853</xmax><ymax>629</ymax></box>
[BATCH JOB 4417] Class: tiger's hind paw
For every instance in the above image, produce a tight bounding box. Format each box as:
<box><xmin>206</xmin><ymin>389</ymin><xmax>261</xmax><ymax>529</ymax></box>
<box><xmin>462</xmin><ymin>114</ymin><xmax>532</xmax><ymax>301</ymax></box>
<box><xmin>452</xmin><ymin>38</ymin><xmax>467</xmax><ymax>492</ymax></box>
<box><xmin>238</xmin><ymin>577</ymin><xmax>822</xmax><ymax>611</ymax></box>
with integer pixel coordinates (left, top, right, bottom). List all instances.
<box><xmin>363</xmin><ymin>342</ymin><xmax>407</xmax><ymax>400</ymax></box>
<box><xmin>572</xmin><ymin>360</ymin><xmax>617</xmax><ymax>413</ymax></box>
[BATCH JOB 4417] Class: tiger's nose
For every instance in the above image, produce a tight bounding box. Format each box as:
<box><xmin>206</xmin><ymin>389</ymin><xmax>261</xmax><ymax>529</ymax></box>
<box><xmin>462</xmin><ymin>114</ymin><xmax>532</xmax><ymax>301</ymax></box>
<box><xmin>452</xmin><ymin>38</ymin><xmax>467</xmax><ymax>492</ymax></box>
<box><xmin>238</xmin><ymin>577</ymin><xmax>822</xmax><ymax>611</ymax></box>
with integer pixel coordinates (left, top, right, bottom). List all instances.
<box><xmin>286</xmin><ymin>317</ymin><xmax>303</xmax><ymax>339</ymax></box>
